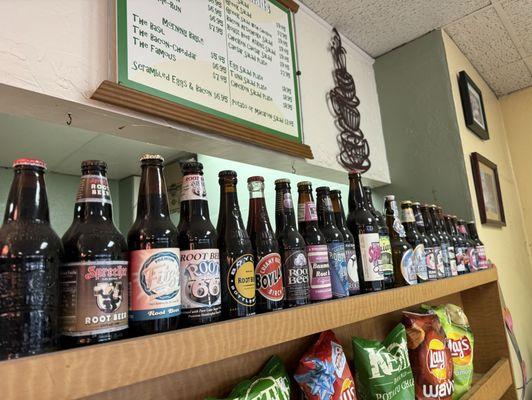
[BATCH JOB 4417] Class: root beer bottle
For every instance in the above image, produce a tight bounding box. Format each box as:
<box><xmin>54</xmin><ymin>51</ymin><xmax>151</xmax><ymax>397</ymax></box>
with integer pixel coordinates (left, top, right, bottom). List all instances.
<box><xmin>275</xmin><ymin>179</ymin><xmax>310</xmax><ymax>307</ymax></box>
<box><xmin>177</xmin><ymin>162</ymin><xmax>221</xmax><ymax>326</ymax></box>
<box><xmin>316</xmin><ymin>187</ymin><xmax>349</xmax><ymax>298</ymax></box>
<box><xmin>347</xmin><ymin>172</ymin><xmax>384</xmax><ymax>293</ymax></box>
<box><xmin>246</xmin><ymin>176</ymin><xmax>283</xmax><ymax>313</ymax></box>
<box><xmin>217</xmin><ymin>171</ymin><xmax>256</xmax><ymax>319</ymax></box>
<box><xmin>331</xmin><ymin>190</ymin><xmax>360</xmax><ymax>295</ymax></box>
<box><xmin>128</xmin><ymin>155</ymin><xmax>180</xmax><ymax>336</ymax></box>
<box><xmin>297</xmin><ymin>181</ymin><xmax>332</xmax><ymax>302</ymax></box>
<box><xmin>445</xmin><ymin>214</ymin><xmax>467</xmax><ymax>275</ymax></box>
<box><xmin>401</xmin><ymin>201</ymin><xmax>429</xmax><ymax>283</ymax></box>
<box><xmin>0</xmin><ymin>159</ymin><xmax>62</xmax><ymax>359</ymax></box>
<box><xmin>467</xmin><ymin>221</ymin><xmax>488</xmax><ymax>269</ymax></box>
<box><xmin>433</xmin><ymin>205</ymin><xmax>457</xmax><ymax>277</ymax></box>
<box><xmin>60</xmin><ymin>161</ymin><xmax>128</xmax><ymax>347</ymax></box>
<box><xmin>459</xmin><ymin>219</ymin><xmax>478</xmax><ymax>272</ymax></box>
<box><xmin>421</xmin><ymin>204</ymin><xmax>445</xmax><ymax>279</ymax></box>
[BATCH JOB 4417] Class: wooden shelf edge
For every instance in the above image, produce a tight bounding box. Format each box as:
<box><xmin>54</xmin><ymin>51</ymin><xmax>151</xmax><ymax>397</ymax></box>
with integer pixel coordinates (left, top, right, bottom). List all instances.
<box><xmin>0</xmin><ymin>269</ymin><xmax>498</xmax><ymax>400</ymax></box>
<box><xmin>462</xmin><ymin>358</ymin><xmax>513</xmax><ymax>400</ymax></box>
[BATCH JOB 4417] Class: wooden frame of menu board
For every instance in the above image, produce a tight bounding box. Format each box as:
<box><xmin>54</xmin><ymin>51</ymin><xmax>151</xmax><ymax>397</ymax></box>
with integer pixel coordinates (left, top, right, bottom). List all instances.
<box><xmin>92</xmin><ymin>0</ymin><xmax>313</xmax><ymax>159</ymax></box>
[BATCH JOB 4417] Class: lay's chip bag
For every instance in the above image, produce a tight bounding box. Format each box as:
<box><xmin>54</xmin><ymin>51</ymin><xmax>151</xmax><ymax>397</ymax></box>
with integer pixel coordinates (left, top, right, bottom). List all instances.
<box><xmin>423</xmin><ymin>304</ymin><xmax>474</xmax><ymax>399</ymax></box>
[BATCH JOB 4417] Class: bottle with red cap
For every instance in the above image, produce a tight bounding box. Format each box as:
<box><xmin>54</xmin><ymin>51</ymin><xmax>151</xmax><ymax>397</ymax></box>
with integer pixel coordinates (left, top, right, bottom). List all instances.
<box><xmin>0</xmin><ymin>158</ymin><xmax>62</xmax><ymax>360</ymax></box>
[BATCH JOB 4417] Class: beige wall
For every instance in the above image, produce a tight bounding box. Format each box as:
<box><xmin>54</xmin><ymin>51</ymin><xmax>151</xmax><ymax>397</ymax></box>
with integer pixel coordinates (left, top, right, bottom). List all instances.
<box><xmin>443</xmin><ymin>31</ymin><xmax>532</xmax><ymax>394</ymax></box>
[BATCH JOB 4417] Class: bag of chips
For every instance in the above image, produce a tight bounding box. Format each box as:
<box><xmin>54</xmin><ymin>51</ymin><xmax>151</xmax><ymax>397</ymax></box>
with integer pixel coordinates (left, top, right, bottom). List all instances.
<box><xmin>423</xmin><ymin>304</ymin><xmax>474</xmax><ymax>399</ymax></box>
<box><xmin>205</xmin><ymin>355</ymin><xmax>290</xmax><ymax>400</ymax></box>
<box><xmin>403</xmin><ymin>311</ymin><xmax>454</xmax><ymax>400</ymax></box>
<box><xmin>352</xmin><ymin>323</ymin><xmax>415</xmax><ymax>400</ymax></box>
<box><xmin>294</xmin><ymin>330</ymin><xmax>357</xmax><ymax>400</ymax></box>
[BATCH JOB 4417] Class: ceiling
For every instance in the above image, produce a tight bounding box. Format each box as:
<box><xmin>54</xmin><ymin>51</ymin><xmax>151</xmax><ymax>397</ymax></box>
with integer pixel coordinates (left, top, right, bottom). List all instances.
<box><xmin>299</xmin><ymin>0</ymin><xmax>532</xmax><ymax>97</ymax></box>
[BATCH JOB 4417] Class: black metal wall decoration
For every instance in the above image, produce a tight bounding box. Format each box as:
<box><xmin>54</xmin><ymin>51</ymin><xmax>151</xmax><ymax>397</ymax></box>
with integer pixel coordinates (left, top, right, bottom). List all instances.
<box><xmin>328</xmin><ymin>28</ymin><xmax>371</xmax><ymax>172</ymax></box>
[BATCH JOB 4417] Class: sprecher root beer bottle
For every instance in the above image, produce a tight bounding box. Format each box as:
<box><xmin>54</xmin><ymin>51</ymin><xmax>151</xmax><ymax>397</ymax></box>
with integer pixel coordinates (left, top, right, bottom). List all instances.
<box><xmin>60</xmin><ymin>161</ymin><xmax>128</xmax><ymax>347</ymax></box>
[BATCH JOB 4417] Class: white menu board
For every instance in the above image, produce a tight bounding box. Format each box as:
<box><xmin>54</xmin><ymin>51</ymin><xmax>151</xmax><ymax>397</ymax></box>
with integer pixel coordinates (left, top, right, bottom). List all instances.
<box><xmin>117</xmin><ymin>0</ymin><xmax>301</xmax><ymax>142</ymax></box>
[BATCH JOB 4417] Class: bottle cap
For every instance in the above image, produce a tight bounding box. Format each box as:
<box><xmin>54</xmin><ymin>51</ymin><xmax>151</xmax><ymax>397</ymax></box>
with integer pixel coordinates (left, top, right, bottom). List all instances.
<box><xmin>385</xmin><ymin>195</ymin><xmax>395</xmax><ymax>201</ymax></box>
<box><xmin>401</xmin><ymin>200</ymin><xmax>412</xmax><ymax>206</ymax></box>
<box><xmin>275</xmin><ymin>178</ymin><xmax>290</xmax><ymax>185</ymax></box>
<box><xmin>218</xmin><ymin>170</ymin><xmax>237</xmax><ymax>178</ymax></box>
<box><xmin>316</xmin><ymin>186</ymin><xmax>330</xmax><ymax>193</ymax></box>
<box><xmin>363</xmin><ymin>186</ymin><xmax>372</xmax><ymax>193</ymax></box>
<box><xmin>247</xmin><ymin>176</ymin><xmax>264</xmax><ymax>183</ymax></box>
<box><xmin>140</xmin><ymin>154</ymin><xmax>164</xmax><ymax>162</ymax></box>
<box><xmin>297</xmin><ymin>181</ymin><xmax>312</xmax><ymax>188</ymax></box>
<box><xmin>181</xmin><ymin>161</ymin><xmax>203</xmax><ymax>171</ymax></box>
<box><xmin>12</xmin><ymin>158</ymin><xmax>47</xmax><ymax>169</ymax></box>
<box><xmin>81</xmin><ymin>160</ymin><xmax>107</xmax><ymax>170</ymax></box>
<box><xmin>412</xmin><ymin>201</ymin><xmax>421</xmax><ymax>206</ymax></box>
<box><xmin>330</xmin><ymin>189</ymin><xmax>341</xmax><ymax>196</ymax></box>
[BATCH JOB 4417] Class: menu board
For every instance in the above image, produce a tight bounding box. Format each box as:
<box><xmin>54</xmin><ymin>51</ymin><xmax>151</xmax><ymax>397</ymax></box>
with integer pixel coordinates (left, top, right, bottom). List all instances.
<box><xmin>117</xmin><ymin>0</ymin><xmax>301</xmax><ymax>142</ymax></box>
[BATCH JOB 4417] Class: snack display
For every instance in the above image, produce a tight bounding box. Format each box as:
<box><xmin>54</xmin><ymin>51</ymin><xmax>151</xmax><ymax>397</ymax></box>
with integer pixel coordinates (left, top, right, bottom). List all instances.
<box><xmin>294</xmin><ymin>330</ymin><xmax>357</xmax><ymax>400</ymax></box>
<box><xmin>424</xmin><ymin>304</ymin><xmax>474</xmax><ymax>399</ymax></box>
<box><xmin>205</xmin><ymin>356</ymin><xmax>290</xmax><ymax>400</ymax></box>
<box><xmin>352</xmin><ymin>324</ymin><xmax>415</xmax><ymax>400</ymax></box>
<box><xmin>403</xmin><ymin>312</ymin><xmax>454</xmax><ymax>400</ymax></box>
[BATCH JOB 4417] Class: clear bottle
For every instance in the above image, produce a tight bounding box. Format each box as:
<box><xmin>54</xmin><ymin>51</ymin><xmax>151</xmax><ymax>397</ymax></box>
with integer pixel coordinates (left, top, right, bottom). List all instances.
<box><xmin>420</xmin><ymin>204</ymin><xmax>445</xmax><ymax>279</ymax></box>
<box><xmin>412</xmin><ymin>202</ymin><xmax>438</xmax><ymax>281</ymax></box>
<box><xmin>401</xmin><ymin>201</ymin><xmax>429</xmax><ymax>283</ymax></box>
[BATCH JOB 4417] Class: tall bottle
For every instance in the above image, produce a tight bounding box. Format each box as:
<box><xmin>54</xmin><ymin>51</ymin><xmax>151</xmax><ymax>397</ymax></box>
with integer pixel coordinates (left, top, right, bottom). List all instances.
<box><xmin>384</xmin><ymin>196</ymin><xmax>417</xmax><ymax>286</ymax></box>
<box><xmin>0</xmin><ymin>159</ymin><xmax>62</xmax><ymax>360</ymax></box>
<box><xmin>452</xmin><ymin>216</ymin><xmax>471</xmax><ymax>273</ymax></box>
<box><xmin>316</xmin><ymin>187</ymin><xmax>349</xmax><ymax>298</ymax></box>
<box><xmin>459</xmin><ymin>219</ymin><xmax>478</xmax><ymax>271</ymax></box>
<box><xmin>127</xmin><ymin>155</ymin><xmax>180</xmax><ymax>336</ymax></box>
<box><xmin>297</xmin><ymin>182</ymin><xmax>332</xmax><ymax>302</ymax></box>
<box><xmin>420</xmin><ymin>204</ymin><xmax>444</xmax><ymax>279</ymax></box>
<box><xmin>177</xmin><ymin>162</ymin><xmax>221</xmax><ymax>326</ymax></box>
<box><xmin>467</xmin><ymin>221</ymin><xmax>488</xmax><ymax>270</ymax></box>
<box><xmin>331</xmin><ymin>190</ymin><xmax>360</xmax><ymax>295</ymax></box>
<box><xmin>364</xmin><ymin>186</ymin><xmax>394</xmax><ymax>289</ymax></box>
<box><xmin>247</xmin><ymin>176</ymin><xmax>284</xmax><ymax>313</ymax></box>
<box><xmin>412</xmin><ymin>202</ymin><xmax>438</xmax><ymax>281</ymax></box>
<box><xmin>401</xmin><ymin>201</ymin><xmax>429</xmax><ymax>283</ymax></box>
<box><xmin>217</xmin><ymin>171</ymin><xmax>256</xmax><ymax>319</ymax></box>
<box><xmin>433</xmin><ymin>205</ymin><xmax>458</xmax><ymax>277</ymax></box>
<box><xmin>60</xmin><ymin>161</ymin><xmax>128</xmax><ymax>347</ymax></box>
<box><xmin>444</xmin><ymin>214</ymin><xmax>467</xmax><ymax>275</ymax></box>
<box><xmin>347</xmin><ymin>173</ymin><xmax>384</xmax><ymax>293</ymax></box>
<box><xmin>275</xmin><ymin>179</ymin><xmax>310</xmax><ymax>307</ymax></box>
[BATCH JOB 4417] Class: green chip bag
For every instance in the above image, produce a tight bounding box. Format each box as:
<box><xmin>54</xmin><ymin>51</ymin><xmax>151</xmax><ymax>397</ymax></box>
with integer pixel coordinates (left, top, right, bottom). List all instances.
<box><xmin>205</xmin><ymin>355</ymin><xmax>290</xmax><ymax>400</ymax></box>
<box><xmin>352</xmin><ymin>324</ymin><xmax>415</xmax><ymax>400</ymax></box>
<box><xmin>424</xmin><ymin>304</ymin><xmax>474</xmax><ymax>400</ymax></box>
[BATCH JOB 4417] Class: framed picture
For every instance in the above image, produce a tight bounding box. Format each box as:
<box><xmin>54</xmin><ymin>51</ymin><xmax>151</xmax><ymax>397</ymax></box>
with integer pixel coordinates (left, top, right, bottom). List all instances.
<box><xmin>470</xmin><ymin>152</ymin><xmax>505</xmax><ymax>226</ymax></box>
<box><xmin>458</xmin><ymin>71</ymin><xmax>489</xmax><ymax>140</ymax></box>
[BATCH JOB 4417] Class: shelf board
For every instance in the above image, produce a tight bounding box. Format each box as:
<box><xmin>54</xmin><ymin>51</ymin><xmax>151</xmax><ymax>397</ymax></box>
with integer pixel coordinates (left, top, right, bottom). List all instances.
<box><xmin>463</xmin><ymin>358</ymin><xmax>513</xmax><ymax>400</ymax></box>
<box><xmin>0</xmin><ymin>269</ymin><xmax>498</xmax><ymax>400</ymax></box>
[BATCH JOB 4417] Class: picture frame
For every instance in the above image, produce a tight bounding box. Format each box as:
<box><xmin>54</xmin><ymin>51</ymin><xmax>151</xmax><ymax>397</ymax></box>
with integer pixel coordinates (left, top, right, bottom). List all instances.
<box><xmin>458</xmin><ymin>71</ymin><xmax>489</xmax><ymax>140</ymax></box>
<box><xmin>470</xmin><ymin>152</ymin><xmax>505</xmax><ymax>226</ymax></box>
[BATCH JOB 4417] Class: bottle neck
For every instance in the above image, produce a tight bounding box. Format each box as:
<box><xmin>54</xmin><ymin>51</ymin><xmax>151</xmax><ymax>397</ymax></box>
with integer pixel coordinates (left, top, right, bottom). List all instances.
<box><xmin>4</xmin><ymin>168</ymin><xmax>50</xmax><ymax>223</ymax></box>
<box><xmin>298</xmin><ymin>190</ymin><xmax>318</xmax><ymax>226</ymax></box>
<box><xmin>317</xmin><ymin>194</ymin><xmax>336</xmax><ymax>227</ymax></box>
<box><xmin>412</xmin><ymin>206</ymin><xmax>426</xmax><ymax>232</ymax></box>
<box><xmin>180</xmin><ymin>172</ymin><xmax>210</xmax><ymax>221</ymax></box>
<box><xmin>401</xmin><ymin>206</ymin><xmax>417</xmax><ymax>232</ymax></box>
<box><xmin>444</xmin><ymin>218</ymin><xmax>455</xmax><ymax>235</ymax></box>
<box><xmin>421</xmin><ymin>208</ymin><xmax>434</xmax><ymax>232</ymax></box>
<box><xmin>218</xmin><ymin>183</ymin><xmax>245</xmax><ymax>231</ymax></box>
<box><xmin>348</xmin><ymin>175</ymin><xmax>367</xmax><ymax>211</ymax></box>
<box><xmin>430</xmin><ymin>210</ymin><xmax>442</xmax><ymax>232</ymax></box>
<box><xmin>278</xmin><ymin>188</ymin><xmax>297</xmax><ymax>230</ymax></box>
<box><xmin>136</xmin><ymin>163</ymin><xmax>170</xmax><ymax>220</ymax></box>
<box><xmin>331</xmin><ymin>196</ymin><xmax>348</xmax><ymax>229</ymax></box>
<box><xmin>468</xmin><ymin>224</ymin><xmax>479</xmax><ymax>240</ymax></box>
<box><xmin>73</xmin><ymin>171</ymin><xmax>114</xmax><ymax>223</ymax></box>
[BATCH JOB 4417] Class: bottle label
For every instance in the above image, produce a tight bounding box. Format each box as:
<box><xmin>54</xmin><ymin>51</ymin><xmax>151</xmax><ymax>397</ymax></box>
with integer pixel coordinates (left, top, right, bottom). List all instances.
<box><xmin>402</xmin><ymin>208</ymin><xmax>415</xmax><ymax>223</ymax></box>
<box><xmin>455</xmin><ymin>246</ymin><xmax>466</xmax><ymax>273</ymax></box>
<box><xmin>345</xmin><ymin>242</ymin><xmax>360</xmax><ymax>294</ymax></box>
<box><xmin>297</xmin><ymin>202</ymin><xmax>317</xmax><ymax>222</ymax></box>
<box><xmin>129</xmin><ymin>249</ymin><xmax>181</xmax><ymax>321</ymax></box>
<box><xmin>401</xmin><ymin>249</ymin><xmax>418</xmax><ymax>285</ymax></box>
<box><xmin>448</xmin><ymin>246</ymin><xmax>458</xmax><ymax>276</ymax></box>
<box><xmin>468</xmin><ymin>247</ymin><xmax>478</xmax><ymax>271</ymax></box>
<box><xmin>255</xmin><ymin>253</ymin><xmax>284</xmax><ymax>301</ymax></box>
<box><xmin>378</xmin><ymin>234</ymin><xmax>393</xmax><ymax>274</ymax></box>
<box><xmin>359</xmin><ymin>233</ymin><xmax>383</xmax><ymax>282</ymax></box>
<box><xmin>434</xmin><ymin>247</ymin><xmax>445</xmax><ymax>278</ymax></box>
<box><xmin>283</xmin><ymin>250</ymin><xmax>310</xmax><ymax>301</ymax></box>
<box><xmin>180</xmin><ymin>174</ymin><xmax>207</xmax><ymax>201</ymax></box>
<box><xmin>425</xmin><ymin>247</ymin><xmax>438</xmax><ymax>280</ymax></box>
<box><xmin>477</xmin><ymin>245</ymin><xmax>488</xmax><ymax>269</ymax></box>
<box><xmin>180</xmin><ymin>249</ymin><xmax>221</xmax><ymax>317</ymax></box>
<box><xmin>283</xmin><ymin>193</ymin><xmax>293</xmax><ymax>210</ymax></box>
<box><xmin>59</xmin><ymin>260</ymin><xmax>128</xmax><ymax>336</ymax></box>
<box><xmin>227</xmin><ymin>254</ymin><xmax>255</xmax><ymax>307</ymax></box>
<box><xmin>76</xmin><ymin>175</ymin><xmax>112</xmax><ymax>204</ymax></box>
<box><xmin>413</xmin><ymin>244</ymin><xmax>428</xmax><ymax>282</ymax></box>
<box><xmin>327</xmin><ymin>242</ymin><xmax>349</xmax><ymax>298</ymax></box>
<box><xmin>306</xmin><ymin>244</ymin><xmax>332</xmax><ymax>300</ymax></box>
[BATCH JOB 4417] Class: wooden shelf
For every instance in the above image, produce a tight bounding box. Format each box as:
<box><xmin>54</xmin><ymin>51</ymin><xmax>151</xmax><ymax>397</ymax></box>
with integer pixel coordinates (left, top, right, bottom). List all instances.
<box><xmin>0</xmin><ymin>269</ymin><xmax>499</xmax><ymax>400</ymax></box>
<box><xmin>463</xmin><ymin>358</ymin><xmax>514</xmax><ymax>400</ymax></box>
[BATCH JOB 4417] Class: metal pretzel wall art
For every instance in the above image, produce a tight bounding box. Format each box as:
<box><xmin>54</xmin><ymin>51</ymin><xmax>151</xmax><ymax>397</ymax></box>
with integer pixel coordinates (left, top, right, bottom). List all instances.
<box><xmin>329</xmin><ymin>28</ymin><xmax>371</xmax><ymax>173</ymax></box>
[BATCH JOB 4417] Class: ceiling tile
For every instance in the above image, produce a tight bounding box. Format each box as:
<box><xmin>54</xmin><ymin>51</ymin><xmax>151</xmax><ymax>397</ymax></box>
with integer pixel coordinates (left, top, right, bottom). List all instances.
<box><xmin>498</xmin><ymin>0</ymin><xmax>532</xmax><ymax>56</ymax></box>
<box><xmin>481</xmin><ymin>59</ymin><xmax>532</xmax><ymax>96</ymax></box>
<box><xmin>300</xmin><ymin>0</ymin><xmax>491</xmax><ymax>57</ymax></box>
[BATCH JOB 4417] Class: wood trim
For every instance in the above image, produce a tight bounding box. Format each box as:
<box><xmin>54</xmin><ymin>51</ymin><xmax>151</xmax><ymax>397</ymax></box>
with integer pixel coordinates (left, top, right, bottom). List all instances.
<box><xmin>91</xmin><ymin>81</ymin><xmax>313</xmax><ymax>159</ymax></box>
<box><xmin>461</xmin><ymin>358</ymin><xmax>513</xmax><ymax>400</ymax></box>
<box><xmin>0</xmin><ymin>269</ymin><xmax>498</xmax><ymax>400</ymax></box>
<box><xmin>277</xmin><ymin>0</ymin><xmax>299</xmax><ymax>13</ymax></box>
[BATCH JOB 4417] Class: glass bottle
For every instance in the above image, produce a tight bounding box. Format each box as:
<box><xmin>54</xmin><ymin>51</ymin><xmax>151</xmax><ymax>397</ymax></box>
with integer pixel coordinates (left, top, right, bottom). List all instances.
<box><xmin>467</xmin><ymin>221</ymin><xmax>489</xmax><ymax>270</ymax></box>
<box><xmin>412</xmin><ymin>202</ymin><xmax>438</xmax><ymax>281</ymax></box>
<box><xmin>401</xmin><ymin>201</ymin><xmax>429</xmax><ymax>283</ymax></box>
<box><xmin>420</xmin><ymin>204</ymin><xmax>445</xmax><ymax>279</ymax></box>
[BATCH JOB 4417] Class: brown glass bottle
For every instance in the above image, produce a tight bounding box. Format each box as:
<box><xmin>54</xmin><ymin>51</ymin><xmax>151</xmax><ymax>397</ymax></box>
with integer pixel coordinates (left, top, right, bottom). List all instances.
<box><xmin>127</xmin><ymin>155</ymin><xmax>180</xmax><ymax>336</ymax></box>
<box><xmin>246</xmin><ymin>176</ymin><xmax>283</xmax><ymax>313</ymax></box>
<box><xmin>275</xmin><ymin>179</ymin><xmax>310</xmax><ymax>307</ymax></box>
<box><xmin>467</xmin><ymin>221</ymin><xmax>488</xmax><ymax>269</ymax></box>
<box><xmin>458</xmin><ymin>218</ymin><xmax>478</xmax><ymax>272</ymax></box>
<box><xmin>384</xmin><ymin>196</ymin><xmax>417</xmax><ymax>287</ymax></box>
<box><xmin>177</xmin><ymin>162</ymin><xmax>221</xmax><ymax>326</ymax></box>
<box><xmin>401</xmin><ymin>201</ymin><xmax>429</xmax><ymax>283</ymax></box>
<box><xmin>331</xmin><ymin>190</ymin><xmax>360</xmax><ymax>294</ymax></box>
<box><xmin>217</xmin><ymin>171</ymin><xmax>256</xmax><ymax>319</ymax></box>
<box><xmin>431</xmin><ymin>205</ymin><xmax>456</xmax><ymax>277</ymax></box>
<box><xmin>60</xmin><ymin>161</ymin><xmax>128</xmax><ymax>348</ymax></box>
<box><xmin>420</xmin><ymin>204</ymin><xmax>444</xmax><ymax>279</ymax></box>
<box><xmin>297</xmin><ymin>182</ymin><xmax>332</xmax><ymax>302</ymax></box>
<box><xmin>412</xmin><ymin>202</ymin><xmax>439</xmax><ymax>281</ymax></box>
<box><xmin>0</xmin><ymin>159</ymin><xmax>62</xmax><ymax>360</ymax></box>
<box><xmin>346</xmin><ymin>172</ymin><xmax>384</xmax><ymax>293</ymax></box>
<box><xmin>444</xmin><ymin>214</ymin><xmax>467</xmax><ymax>275</ymax></box>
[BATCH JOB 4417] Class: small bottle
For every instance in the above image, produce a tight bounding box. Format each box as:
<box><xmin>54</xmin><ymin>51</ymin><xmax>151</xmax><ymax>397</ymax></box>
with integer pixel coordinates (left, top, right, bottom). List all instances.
<box><xmin>429</xmin><ymin>205</ymin><xmax>454</xmax><ymax>278</ymax></box>
<box><xmin>401</xmin><ymin>201</ymin><xmax>429</xmax><ymax>283</ymax></box>
<box><xmin>452</xmin><ymin>216</ymin><xmax>472</xmax><ymax>273</ymax></box>
<box><xmin>444</xmin><ymin>215</ymin><xmax>467</xmax><ymax>275</ymax></box>
<box><xmin>459</xmin><ymin>219</ymin><xmax>478</xmax><ymax>271</ymax></box>
<box><xmin>436</xmin><ymin>206</ymin><xmax>458</xmax><ymax>276</ymax></box>
<box><xmin>420</xmin><ymin>204</ymin><xmax>445</xmax><ymax>279</ymax></box>
<box><xmin>297</xmin><ymin>181</ymin><xmax>332</xmax><ymax>302</ymax></box>
<box><xmin>217</xmin><ymin>171</ymin><xmax>256</xmax><ymax>319</ymax></box>
<box><xmin>384</xmin><ymin>196</ymin><xmax>417</xmax><ymax>287</ymax></box>
<box><xmin>247</xmin><ymin>176</ymin><xmax>284</xmax><ymax>313</ymax></box>
<box><xmin>467</xmin><ymin>221</ymin><xmax>488</xmax><ymax>270</ymax></box>
<box><xmin>412</xmin><ymin>202</ymin><xmax>438</xmax><ymax>281</ymax></box>
<box><xmin>331</xmin><ymin>190</ymin><xmax>360</xmax><ymax>295</ymax></box>
<box><xmin>316</xmin><ymin>187</ymin><xmax>349</xmax><ymax>298</ymax></box>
